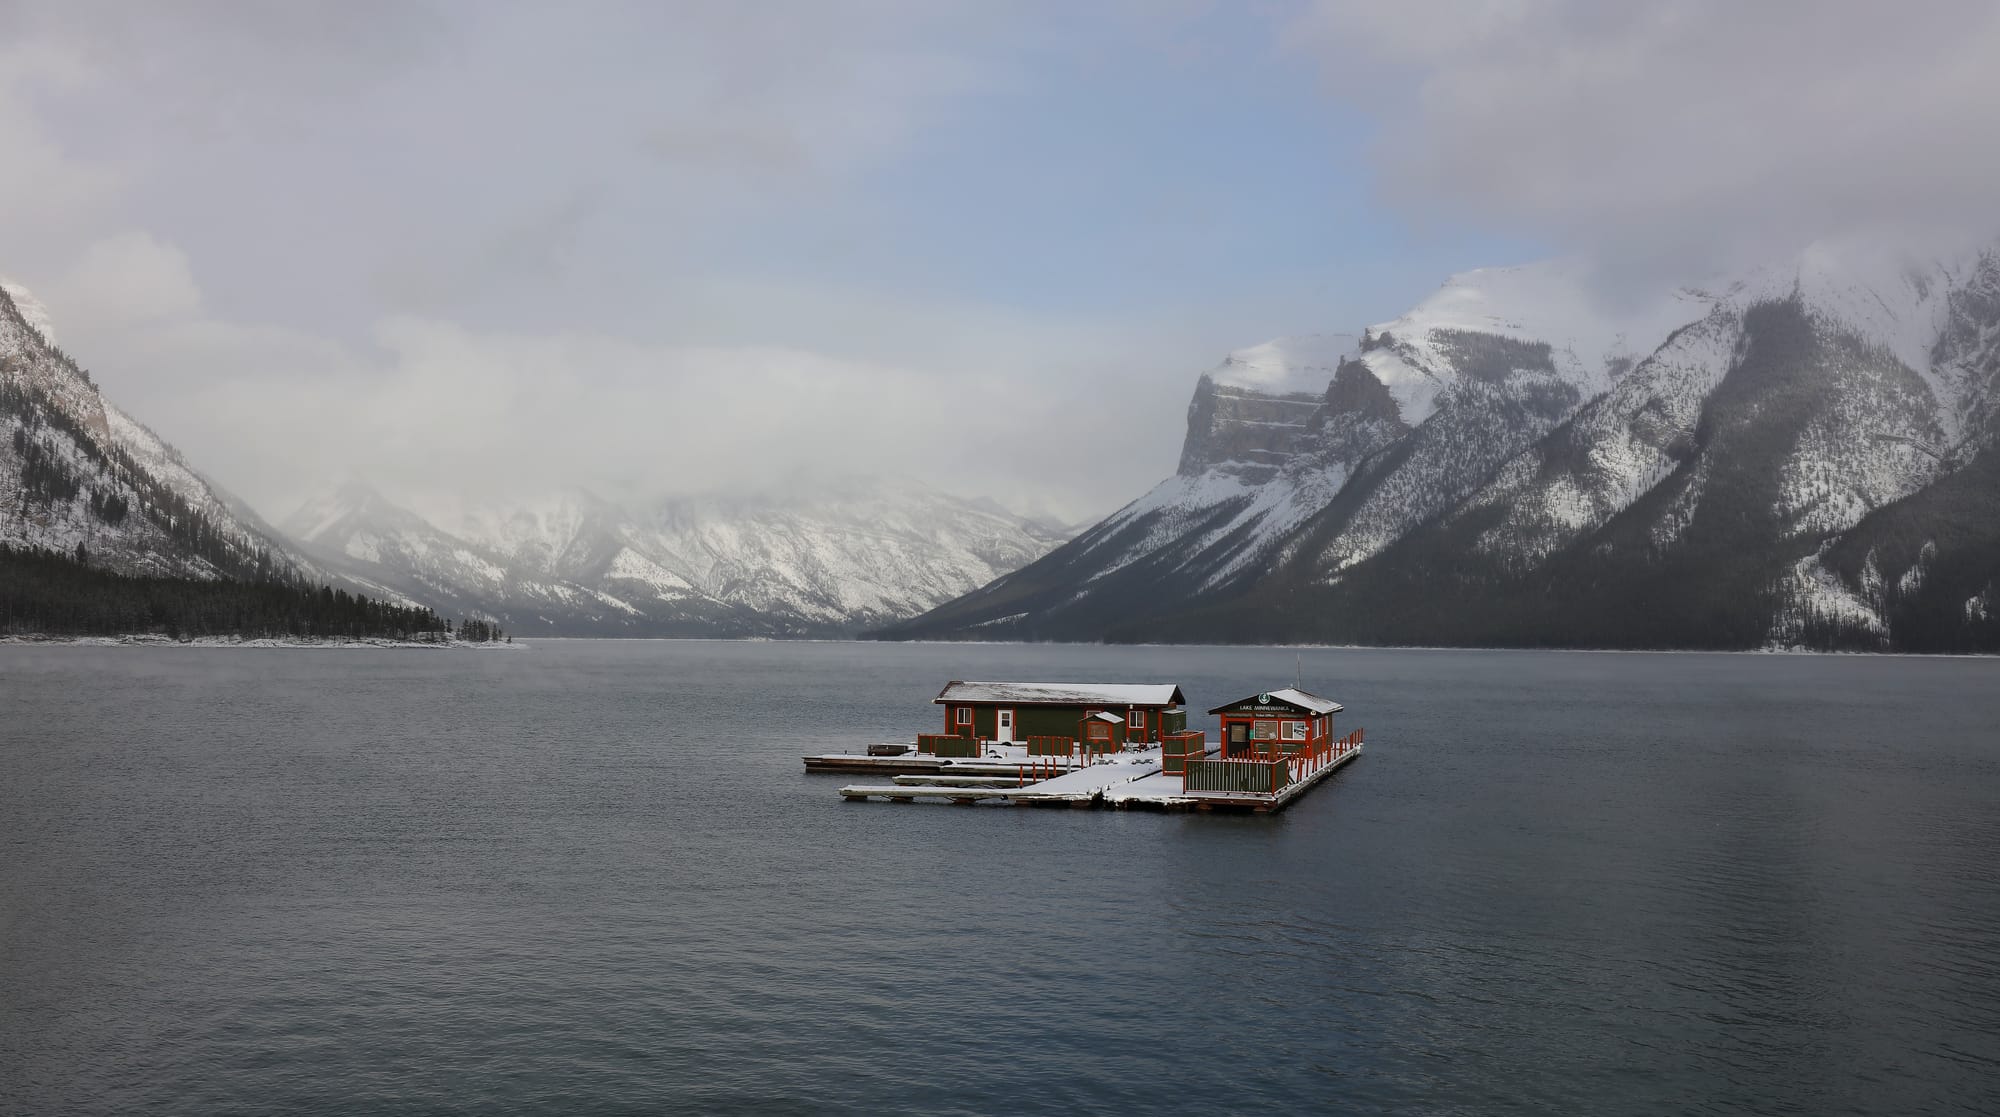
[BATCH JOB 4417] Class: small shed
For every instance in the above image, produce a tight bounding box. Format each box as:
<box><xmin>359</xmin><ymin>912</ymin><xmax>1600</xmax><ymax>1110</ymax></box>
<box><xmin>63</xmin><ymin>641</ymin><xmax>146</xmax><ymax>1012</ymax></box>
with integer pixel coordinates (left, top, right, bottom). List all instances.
<box><xmin>934</xmin><ymin>681</ymin><xmax>1187</xmax><ymax>747</ymax></box>
<box><xmin>1081</xmin><ymin>710</ymin><xmax>1126</xmax><ymax>749</ymax></box>
<box><xmin>1208</xmin><ymin>688</ymin><xmax>1343</xmax><ymax>758</ymax></box>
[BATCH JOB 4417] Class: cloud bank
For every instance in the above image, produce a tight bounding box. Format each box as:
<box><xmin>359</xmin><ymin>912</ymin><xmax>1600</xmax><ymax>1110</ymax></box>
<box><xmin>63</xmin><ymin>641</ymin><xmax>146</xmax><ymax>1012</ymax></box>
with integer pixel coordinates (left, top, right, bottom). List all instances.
<box><xmin>8</xmin><ymin>1</ymin><xmax>1997</xmax><ymax>528</ymax></box>
<box><xmin>1293</xmin><ymin>0</ymin><xmax>2000</xmax><ymax>279</ymax></box>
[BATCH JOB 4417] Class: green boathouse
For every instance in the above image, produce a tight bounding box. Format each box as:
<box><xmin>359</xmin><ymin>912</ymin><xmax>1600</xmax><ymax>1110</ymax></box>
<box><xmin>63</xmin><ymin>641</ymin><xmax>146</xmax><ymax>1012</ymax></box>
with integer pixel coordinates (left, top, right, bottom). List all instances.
<box><xmin>932</xmin><ymin>681</ymin><xmax>1187</xmax><ymax>750</ymax></box>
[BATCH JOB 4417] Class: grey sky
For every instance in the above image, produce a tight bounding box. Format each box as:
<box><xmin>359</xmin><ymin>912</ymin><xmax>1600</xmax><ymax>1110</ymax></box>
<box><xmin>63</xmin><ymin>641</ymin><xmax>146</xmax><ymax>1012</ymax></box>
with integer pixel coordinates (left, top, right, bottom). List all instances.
<box><xmin>3</xmin><ymin>1</ymin><xmax>1993</xmax><ymax>523</ymax></box>
<box><xmin>1294</xmin><ymin>0</ymin><xmax>2000</xmax><ymax>281</ymax></box>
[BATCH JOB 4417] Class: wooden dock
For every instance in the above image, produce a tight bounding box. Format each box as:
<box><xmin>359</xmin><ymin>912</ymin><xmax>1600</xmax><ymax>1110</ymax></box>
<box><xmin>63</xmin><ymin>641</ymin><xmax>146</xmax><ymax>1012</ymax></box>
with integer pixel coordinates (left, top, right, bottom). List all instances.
<box><xmin>1171</xmin><ymin>741</ymin><xmax>1362</xmax><ymax>812</ymax></box>
<box><xmin>815</xmin><ymin>684</ymin><xmax>1365</xmax><ymax>815</ymax></box>
<box><xmin>839</xmin><ymin>754</ymin><xmax>1158</xmax><ymax>806</ymax></box>
<box><xmin>838</xmin><ymin>784</ymin><xmax>1057</xmax><ymax>804</ymax></box>
<box><xmin>834</xmin><ymin>743</ymin><xmax>1363</xmax><ymax>813</ymax></box>
<box><xmin>803</xmin><ymin>749</ymin><xmax>1086</xmax><ymax>777</ymax></box>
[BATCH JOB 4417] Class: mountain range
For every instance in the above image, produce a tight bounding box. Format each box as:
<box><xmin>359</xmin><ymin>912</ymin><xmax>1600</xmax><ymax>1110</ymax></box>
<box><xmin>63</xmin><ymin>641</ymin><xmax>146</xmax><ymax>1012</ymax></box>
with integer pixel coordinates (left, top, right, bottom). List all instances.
<box><xmin>883</xmin><ymin>238</ymin><xmax>2000</xmax><ymax>652</ymax></box>
<box><xmin>15</xmin><ymin>233</ymin><xmax>2000</xmax><ymax>653</ymax></box>
<box><xmin>1</xmin><ymin>279</ymin><xmax>1070</xmax><ymax>636</ymax></box>
<box><xmin>283</xmin><ymin>479</ymin><xmax>1069</xmax><ymax>636</ymax></box>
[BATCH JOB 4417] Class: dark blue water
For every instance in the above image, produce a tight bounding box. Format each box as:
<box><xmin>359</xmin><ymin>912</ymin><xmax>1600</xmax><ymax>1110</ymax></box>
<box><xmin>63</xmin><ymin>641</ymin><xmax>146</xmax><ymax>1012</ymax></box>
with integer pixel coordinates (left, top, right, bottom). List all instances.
<box><xmin>3</xmin><ymin>641</ymin><xmax>1998</xmax><ymax>1115</ymax></box>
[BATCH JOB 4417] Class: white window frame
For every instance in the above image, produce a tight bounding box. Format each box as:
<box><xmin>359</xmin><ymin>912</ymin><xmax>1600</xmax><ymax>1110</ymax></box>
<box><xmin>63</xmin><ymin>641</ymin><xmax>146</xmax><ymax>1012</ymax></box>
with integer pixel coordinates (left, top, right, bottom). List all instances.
<box><xmin>955</xmin><ymin>706</ymin><xmax>971</xmax><ymax>726</ymax></box>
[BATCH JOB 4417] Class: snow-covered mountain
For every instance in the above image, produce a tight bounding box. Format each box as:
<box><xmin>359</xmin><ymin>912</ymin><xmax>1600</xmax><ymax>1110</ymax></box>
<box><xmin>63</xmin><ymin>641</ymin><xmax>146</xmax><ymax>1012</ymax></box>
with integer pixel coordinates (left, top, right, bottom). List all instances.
<box><xmin>5</xmin><ymin>276</ymin><xmax>1068</xmax><ymax>637</ymax></box>
<box><xmin>285</xmin><ymin>479</ymin><xmax>1072</xmax><ymax>636</ymax></box>
<box><xmin>1</xmin><ymin>280</ymin><xmax>317</xmax><ymax>584</ymax></box>
<box><xmin>885</xmin><ymin>237</ymin><xmax>2000</xmax><ymax>651</ymax></box>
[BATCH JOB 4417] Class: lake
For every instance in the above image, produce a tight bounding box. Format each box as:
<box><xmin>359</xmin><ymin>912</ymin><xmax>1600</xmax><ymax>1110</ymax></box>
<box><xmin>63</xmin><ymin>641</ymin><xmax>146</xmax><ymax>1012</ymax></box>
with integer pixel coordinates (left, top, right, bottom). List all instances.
<box><xmin>3</xmin><ymin>640</ymin><xmax>1998</xmax><ymax>1115</ymax></box>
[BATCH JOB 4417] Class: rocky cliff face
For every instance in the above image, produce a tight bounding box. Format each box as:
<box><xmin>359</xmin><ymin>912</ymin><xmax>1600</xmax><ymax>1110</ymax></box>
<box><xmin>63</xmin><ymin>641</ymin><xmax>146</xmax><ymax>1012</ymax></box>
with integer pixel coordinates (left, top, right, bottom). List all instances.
<box><xmin>883</xmin><ymin>237</ymin><xmax>2000</xmax><ymax>651</ymax></box>
<box><xmin>1176</xmin><ymin>334</ymin><xmax>1361</xmax><ymax>478</ymax></box>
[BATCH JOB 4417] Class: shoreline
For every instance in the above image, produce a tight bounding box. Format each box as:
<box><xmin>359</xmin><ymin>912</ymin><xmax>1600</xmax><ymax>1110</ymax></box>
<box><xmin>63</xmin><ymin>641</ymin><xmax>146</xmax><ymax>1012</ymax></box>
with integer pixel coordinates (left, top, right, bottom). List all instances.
<box><xmin>0</xmin><ymin>634</ymin><xmax>528</xmax><ymax>651</ymax></box>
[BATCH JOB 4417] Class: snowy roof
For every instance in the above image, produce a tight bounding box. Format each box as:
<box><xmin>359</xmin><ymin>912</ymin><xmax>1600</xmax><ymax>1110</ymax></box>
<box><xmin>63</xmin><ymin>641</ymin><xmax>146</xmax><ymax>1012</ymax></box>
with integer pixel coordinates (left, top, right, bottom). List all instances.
<box><xmin>935</xmin><ymin>681</ymin><xmax>1185</xmax><ymax>707</ymax></box>
<box><xmin>1086</xmin><ymin>711</ymin><xmax>1125</xmax><ymax>724</ymax></box>
<box><xmin>1208</xmin><ymin>687</ymin><xmax>1343</xmax><ymax>716</ymax></box>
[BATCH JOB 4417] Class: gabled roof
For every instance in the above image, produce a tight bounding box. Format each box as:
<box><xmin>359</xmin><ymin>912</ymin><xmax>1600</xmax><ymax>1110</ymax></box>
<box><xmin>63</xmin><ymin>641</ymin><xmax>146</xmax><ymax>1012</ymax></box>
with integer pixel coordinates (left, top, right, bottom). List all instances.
<box><xmin>934</xmin><ymin>681</ymin><xmax>1186</xmax><ymax>707</ymax></box>
<box><xmin>1085</xmin><ymin>710</ymin><xmax>1125</xmax><ymax>724</ymax></box>
<box><xmin>1207</xmin><ymin>687</ymin><xmax>1344</xmax><ymax>716</ymax></box>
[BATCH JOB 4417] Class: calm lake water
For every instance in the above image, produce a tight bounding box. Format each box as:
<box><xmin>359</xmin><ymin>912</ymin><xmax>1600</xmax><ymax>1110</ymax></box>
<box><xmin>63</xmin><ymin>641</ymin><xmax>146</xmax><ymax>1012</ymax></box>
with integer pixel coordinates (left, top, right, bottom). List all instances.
<box><xmin>3</xmin><ymin>640</ymin><xmax>1998</xmax><ymax>1115</ymax></box>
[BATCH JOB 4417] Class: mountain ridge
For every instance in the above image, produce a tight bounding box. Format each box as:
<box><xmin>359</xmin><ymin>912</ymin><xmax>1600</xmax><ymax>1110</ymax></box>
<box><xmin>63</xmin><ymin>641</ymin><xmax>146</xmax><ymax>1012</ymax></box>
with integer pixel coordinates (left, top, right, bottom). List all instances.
<box><xmin>881</xmin><ymin>237</ymin><xmax>2000</xmax><ymax>652</ymax></box>
<box><xmin>3</xmin><ymin>279</ymin><xmax>1074</xmax><ymax>636</ymax></box>
<box><xmin>2</xmin><ymin>281</ymin><xmax>317</xmax><ymax>586</ymax></box>
<box><xmin>284</xmin><ymin>476</ymin><xmax>1074</xmax><ymax>637</ymax></box>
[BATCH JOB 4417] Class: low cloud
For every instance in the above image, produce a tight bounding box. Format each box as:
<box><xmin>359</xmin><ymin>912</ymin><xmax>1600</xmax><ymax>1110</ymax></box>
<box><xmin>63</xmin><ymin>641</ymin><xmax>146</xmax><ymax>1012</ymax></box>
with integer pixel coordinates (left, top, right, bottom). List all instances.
<box><xmin>16</xmin><ymin>223</ymin><xmax>1169</xmax><ymax>521</ymax></box>
<box><xmin>1292</xmin><ymin>0</ymin><xmax>2000</xmax><ymax>280</ymax></box>
<box><xmin>51</xmin><ymin>232</ymin><xmax>204</xmax><ymax>327</ymax></box>
<box><xmin>1</xmin><ymin>2</ymin><xmax>1179</xmax><ymax>522</ymax></box>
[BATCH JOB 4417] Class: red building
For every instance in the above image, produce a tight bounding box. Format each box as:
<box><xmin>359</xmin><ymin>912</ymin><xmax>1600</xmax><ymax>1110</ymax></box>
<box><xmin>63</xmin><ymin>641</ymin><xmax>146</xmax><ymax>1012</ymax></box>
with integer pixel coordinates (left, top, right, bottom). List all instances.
<box><xmin>1208</xmin><ymin>688</ymin><xmax>1343</xmax><ymax>758</ymax></box>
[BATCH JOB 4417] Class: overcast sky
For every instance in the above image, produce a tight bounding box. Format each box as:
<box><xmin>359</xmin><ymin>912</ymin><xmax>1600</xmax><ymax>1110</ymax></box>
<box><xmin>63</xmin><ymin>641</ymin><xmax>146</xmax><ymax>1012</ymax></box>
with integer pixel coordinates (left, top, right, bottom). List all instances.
<box><xmin>4</xmin><ymin>1</ymin><xmax>1997</xmax><ymax>523</ymax></box>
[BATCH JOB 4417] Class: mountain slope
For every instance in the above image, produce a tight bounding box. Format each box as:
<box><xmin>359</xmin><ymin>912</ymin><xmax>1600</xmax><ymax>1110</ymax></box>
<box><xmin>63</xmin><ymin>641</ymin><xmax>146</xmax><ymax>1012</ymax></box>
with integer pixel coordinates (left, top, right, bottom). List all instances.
<box><xmin>1</xmin><ymin>281</ymin><xmax>309</xmax><ymax>584</ymax></box>
<box><xmin>884</xmin><ymin>260</ymin><xmax>1715</xmax><ymax>641</ymax></box>
<box><xmin>886</xmin><ymin>238</ymin><xmax>2000</xmax><ymax>651</ymax></box>
<box><xmin>287</xmin><ymin>479</ymin><xmax>1072</xmax><ymax>636</ymax></box>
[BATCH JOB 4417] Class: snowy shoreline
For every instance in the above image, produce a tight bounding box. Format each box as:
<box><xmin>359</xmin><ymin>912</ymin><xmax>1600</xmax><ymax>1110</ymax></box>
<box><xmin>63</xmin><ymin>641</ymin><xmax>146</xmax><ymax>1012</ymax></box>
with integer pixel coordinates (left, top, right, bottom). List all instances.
<box><xmin>0</xmin><ymin>634</ymin><xmax>528</xmax><ymax>651</ymax></box>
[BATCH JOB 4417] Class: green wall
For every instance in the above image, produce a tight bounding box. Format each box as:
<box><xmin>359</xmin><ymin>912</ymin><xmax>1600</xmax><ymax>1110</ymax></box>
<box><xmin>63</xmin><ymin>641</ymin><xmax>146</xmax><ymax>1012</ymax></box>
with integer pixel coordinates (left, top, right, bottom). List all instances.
<box><xmin>940</xmin><ymin>702</ymin><xmax>1181</xmax><ymax>743</ymax></box>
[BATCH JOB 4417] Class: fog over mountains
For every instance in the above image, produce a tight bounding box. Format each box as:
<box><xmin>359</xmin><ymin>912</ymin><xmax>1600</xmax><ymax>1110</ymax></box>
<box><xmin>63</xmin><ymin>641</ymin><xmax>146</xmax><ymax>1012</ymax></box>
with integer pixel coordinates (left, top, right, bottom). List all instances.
<box><xmin>13</xmin><ymin>229</ymin><xmax>2000</xmax><ymax>651</ymax></box>
<box><xmin>1</xmin><ymin>279</ymin><xmax>1070</xmax><ymax>635</ymax></box>
<box><xmin>284</xmin><ymin>480</ymin><xmax>1070</xmax><ymax>637</ymax></box>
<box><xmin>885</xmin><ymin>236</ymin><xmax>2000</xmax><ymax>652</ymax></box>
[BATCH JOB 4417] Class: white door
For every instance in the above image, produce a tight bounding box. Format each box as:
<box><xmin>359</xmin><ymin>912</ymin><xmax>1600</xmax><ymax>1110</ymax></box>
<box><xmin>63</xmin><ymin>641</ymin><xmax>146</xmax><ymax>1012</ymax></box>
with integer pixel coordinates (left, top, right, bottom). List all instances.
<box><xmin>995</xmin><ymin>708</ymin><xmax>1016</xmax><ymax>743</ymax></box>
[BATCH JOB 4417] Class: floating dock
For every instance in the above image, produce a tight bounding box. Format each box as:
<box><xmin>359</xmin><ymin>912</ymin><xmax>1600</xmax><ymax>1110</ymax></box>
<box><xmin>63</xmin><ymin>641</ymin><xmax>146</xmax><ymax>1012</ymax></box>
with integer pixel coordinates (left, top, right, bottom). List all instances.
<box><xmin>802</xmin><ymin>749</ymin><xmax>1087</xmax><ymax>778</ymax></box>
<box><xmin>808</xmin><ymin>682</ymin><xmax>1366</xmax><ymax>814</ymax></box>
<box><xmin>832</xmin><ymin>739</ymin><xmax>1362</xmax><ymax>813</ymax></box>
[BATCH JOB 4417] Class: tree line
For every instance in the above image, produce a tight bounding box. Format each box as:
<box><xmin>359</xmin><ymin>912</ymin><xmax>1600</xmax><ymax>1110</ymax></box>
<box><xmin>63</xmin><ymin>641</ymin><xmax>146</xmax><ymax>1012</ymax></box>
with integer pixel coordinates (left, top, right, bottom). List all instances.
<box><xmin>0</xmin><ymin>543</ymin><xmax>499</xmax><ymax>643</ymax></box>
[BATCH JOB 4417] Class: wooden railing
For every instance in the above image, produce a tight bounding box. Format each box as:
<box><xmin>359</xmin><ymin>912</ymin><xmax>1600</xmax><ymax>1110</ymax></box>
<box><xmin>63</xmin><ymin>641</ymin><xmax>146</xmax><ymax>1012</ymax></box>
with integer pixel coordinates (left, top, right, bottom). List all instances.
<box><xmin>1027</xmin><ymin>735</ymin><xmax>1124</xmax><ymax>765</ymax></box>
<box><xmin>1016</xmin><ymin>756</ymin><xmax>1072</xmax><ymax>785</ymax></box>
<box><xmin>918</xmin><ymin>733</ymin><xmax>979</xmax><ymax>758</ymax></box>
<box><xmin>1183</xmin><ymin>728</ymin><xmax>1363</xmax><ymax>797</ymax></box>
<box><xmin>1183</xmin><ymin>757</ymin><xmax>1288</xmax><ymax>795</ymax></box>
<box><xmin>1160</xmin><ymin>730</ymin><xmax>1209</xmax><ymax>775</ymax></box>
<box><xmin>1283</xmin><ymin>728</ymin><xmax>1363</xmax><ymax>784</ymax></box>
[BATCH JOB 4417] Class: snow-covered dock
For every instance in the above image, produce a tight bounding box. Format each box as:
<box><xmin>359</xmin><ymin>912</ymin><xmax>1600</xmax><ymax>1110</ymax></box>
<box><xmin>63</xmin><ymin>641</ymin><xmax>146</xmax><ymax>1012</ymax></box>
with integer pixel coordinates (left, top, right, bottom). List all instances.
<box><xmin>835</xmin><ymin>740</ymin><xmax>1364</xmax><ymax>812</ymax></box>
<box><xmin>816</xmin><ymin>682</ymin><xmax>1367</xmax><ymax>814</ymax></box>
<box><xmin>1115</xmin><ymin>739</ymin><xmax>1364</xmax><ymax>812</ymax></box>
<box><xmin>839</xmin><ymin>751</ymin><xmax>1161</xmax><ymax>806</ymax></box>
<box><xmin>802</xmin><ymin>749</ymin><xmax>1087</xmax><ymax>777</ymax></box>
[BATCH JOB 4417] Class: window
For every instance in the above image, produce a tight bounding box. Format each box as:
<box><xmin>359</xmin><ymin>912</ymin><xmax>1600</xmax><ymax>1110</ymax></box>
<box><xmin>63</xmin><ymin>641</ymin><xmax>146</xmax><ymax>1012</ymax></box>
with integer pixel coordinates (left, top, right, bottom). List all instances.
<box><xmin>955</xmin><ymin>707</ymin><xmax>971</xmax><ymax>726</ymax></box>
<box><xmin>1252</xmin><ymin>720</ymin><xmax>1278</xmax><ymax>740</ymax></box>
<box><xmin>1130</xmin><ymin>709</ymin><xmax>1146</xmax><ymax>731</ymax></box>
<box><xmin>1283</xmin><ymin>720</ymin><xmax>1309</xmax><ymax>741</ymax></box>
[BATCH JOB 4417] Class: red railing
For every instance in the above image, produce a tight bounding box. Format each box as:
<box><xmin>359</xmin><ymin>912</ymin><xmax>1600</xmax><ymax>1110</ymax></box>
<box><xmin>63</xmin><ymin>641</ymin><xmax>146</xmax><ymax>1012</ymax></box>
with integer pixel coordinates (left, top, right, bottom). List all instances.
<box><xmin>1183</xmin><ymin>727</ymin><xmax>1362</xmax><ymax>796</ymax></box>
<box><xmin>1284</xmin><ymin>727</ymin><xmax>1364</xmax><ymax>785</ymax></box>
<box><xmin>1016</xmin><ymin>755</ymin><xmax>1072</xmax><ymax>785</ymax></box>
<box><xmin>1026</xmin><ymin>735</ymin><xmax>1076</xmax><ymax>757</ymax></box>
<box><xmin>1024</xmin><ymin>735</ymin><xmax>1125</xmax><ymax>767</ymax></box>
